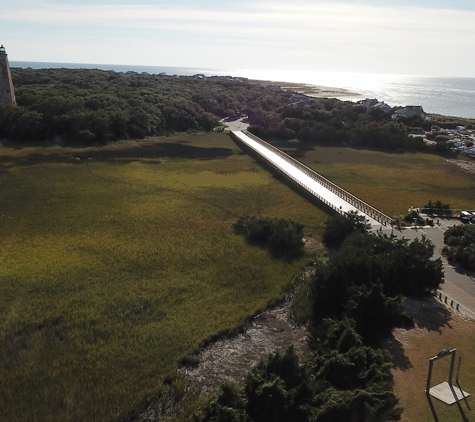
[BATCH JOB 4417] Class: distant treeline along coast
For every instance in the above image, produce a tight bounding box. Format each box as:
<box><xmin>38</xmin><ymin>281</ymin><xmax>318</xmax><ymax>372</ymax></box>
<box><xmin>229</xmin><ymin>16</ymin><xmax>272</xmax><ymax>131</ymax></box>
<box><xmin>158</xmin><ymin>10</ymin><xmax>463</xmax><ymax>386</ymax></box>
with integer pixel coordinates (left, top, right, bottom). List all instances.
<box><xmin>0</xmin><ymin>67</ymin><xmax>473</xmax><ymax>150</ymax></box>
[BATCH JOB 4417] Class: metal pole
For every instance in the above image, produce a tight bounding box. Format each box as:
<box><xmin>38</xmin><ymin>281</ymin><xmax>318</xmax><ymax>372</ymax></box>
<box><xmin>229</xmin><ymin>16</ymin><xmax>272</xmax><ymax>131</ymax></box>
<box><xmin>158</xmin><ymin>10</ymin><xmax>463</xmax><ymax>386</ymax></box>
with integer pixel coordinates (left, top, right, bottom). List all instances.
<box><xmin>456</xmin><ymin>356</ymin><xmax>462</xmax><ymax>385</ymax></box>
<box><xmin>427</xmin><ymin>359</ymin><xmax>434</xmax><ymax>395</ymax></box>
<box><xmin>449</xmin><ymin>349</ymin><xmax>457</xmax><ymax>385</ymax></box>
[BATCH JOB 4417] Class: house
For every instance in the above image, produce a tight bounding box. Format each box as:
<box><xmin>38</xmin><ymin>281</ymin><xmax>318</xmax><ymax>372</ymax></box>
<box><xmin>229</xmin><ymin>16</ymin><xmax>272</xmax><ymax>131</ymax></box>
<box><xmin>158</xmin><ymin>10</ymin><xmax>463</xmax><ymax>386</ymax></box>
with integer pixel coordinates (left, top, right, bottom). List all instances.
<box><xmin>289</xmin><ymin>94</ymin><xmax>313</xmax><ymax>107</ymax></box>
<box><xmin>392</xmin><ymin>106</ymin><xmax>428</xmax><ymax>121</ymax></box>
<box><xmin>373</xmin><ymin>101</ymin><xmax>392</xmax><ymax>113</ymax></box>
<box><xmin>357</xmin><ymin>98</ymin><xmax>379</xmax><ymax>108</ymax></box>
<box><xmin>265</xmin><ymin>84</ymin><xmax>282</xmax><ymax>92</ymax></box>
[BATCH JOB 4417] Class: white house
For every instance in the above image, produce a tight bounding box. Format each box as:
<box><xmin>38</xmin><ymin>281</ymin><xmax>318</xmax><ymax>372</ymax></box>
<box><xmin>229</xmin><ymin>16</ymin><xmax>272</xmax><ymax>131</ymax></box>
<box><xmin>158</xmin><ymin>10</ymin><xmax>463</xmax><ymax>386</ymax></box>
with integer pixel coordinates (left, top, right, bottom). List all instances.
<box><xmin>392</xmin><ymin>106</ymin><xmax>428</xmax><ymax>121</ymax></box>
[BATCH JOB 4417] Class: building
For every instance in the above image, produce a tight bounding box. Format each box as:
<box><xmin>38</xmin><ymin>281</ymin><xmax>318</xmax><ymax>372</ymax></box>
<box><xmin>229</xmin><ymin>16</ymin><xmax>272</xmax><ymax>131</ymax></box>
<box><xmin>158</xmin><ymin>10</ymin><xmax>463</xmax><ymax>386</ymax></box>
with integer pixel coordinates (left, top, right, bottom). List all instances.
<box><xmin>265</xmin><ymin>84</ymin><xmax>282</xmax><ymax>92</ymax></box>
<box><xmin>289</xmin><ymin>94</ymin><xmax>314</xmax><ymax>107</ymax></box>
<box><xmin>373</xmin><ymin>101</ymin><xmax>392</xmax><ymax>113</ymax></box>
<box><xmin>0</xmin><ymin>45</ymin><xmax>16</xmax><ymax>106</ymax></box>
<box><xmin>392</xmin><ymin>106</ymin><xmax>428</xmax><ymax>121</ymax></box>
<box><xmin>358</xmin><ymin>98</ymin><xmax>379</xmax><ymax>108</ymax></box>
<box><xmin>358</xmin><ymin>98</ymin><xmax>392</xmax><ymax>113</ymax></box>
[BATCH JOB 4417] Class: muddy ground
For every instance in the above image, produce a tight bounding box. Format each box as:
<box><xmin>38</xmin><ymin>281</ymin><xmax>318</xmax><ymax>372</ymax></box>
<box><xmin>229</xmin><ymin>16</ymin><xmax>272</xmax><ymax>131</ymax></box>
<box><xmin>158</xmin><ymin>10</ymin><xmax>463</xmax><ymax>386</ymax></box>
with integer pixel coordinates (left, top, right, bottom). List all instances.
<box><xmin>134</xmin><ymin>295</ymin><xmax>311</xmax><ymax>422</ymax></box>
<box><xmin>179</xmin><ymin>299</ymin><xmax>311</xmax><ymax>395</ymax></box>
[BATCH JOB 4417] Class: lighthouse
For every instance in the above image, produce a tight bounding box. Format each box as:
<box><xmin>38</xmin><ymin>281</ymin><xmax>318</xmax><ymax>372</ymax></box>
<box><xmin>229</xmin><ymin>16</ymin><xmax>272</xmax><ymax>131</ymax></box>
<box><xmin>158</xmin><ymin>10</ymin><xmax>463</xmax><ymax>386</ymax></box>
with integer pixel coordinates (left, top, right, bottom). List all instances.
<box><xmin>0</xmin><ymin>45</ymin><xmax>17</xmax><ymax>106</ymax></box>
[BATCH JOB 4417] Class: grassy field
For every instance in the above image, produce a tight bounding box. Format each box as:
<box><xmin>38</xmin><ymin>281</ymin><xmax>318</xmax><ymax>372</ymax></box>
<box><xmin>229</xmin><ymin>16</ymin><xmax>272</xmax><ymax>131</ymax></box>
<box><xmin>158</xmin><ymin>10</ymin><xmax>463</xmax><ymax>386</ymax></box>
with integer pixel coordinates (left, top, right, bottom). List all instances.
<box><xmin>0</xmin><ymin>133</ymin><xmax>327</xmax><ymax>421</ymax></box>
<box><xmin>388</xmin><ymin>301</ymin><xmax>475</xmax><ymax>422</ymax></box>
<box><xmin>278</xmin><ymin>143</ymin><xmax>475</xmax><ymax>216</ymax></box>
<box><xmin>2</xmin><ymin>133</ymin><xmax>475</xmax><ymax>421</ymax></box>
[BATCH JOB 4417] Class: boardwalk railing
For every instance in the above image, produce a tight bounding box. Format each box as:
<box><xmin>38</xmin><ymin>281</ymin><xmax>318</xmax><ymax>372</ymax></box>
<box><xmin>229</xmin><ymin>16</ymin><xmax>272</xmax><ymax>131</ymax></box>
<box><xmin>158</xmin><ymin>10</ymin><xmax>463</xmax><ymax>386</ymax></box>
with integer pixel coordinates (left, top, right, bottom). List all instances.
<box><xmin>232</xmin><ymin>130</ymin><xmax>392</xmax><ymax>226</ymax></box>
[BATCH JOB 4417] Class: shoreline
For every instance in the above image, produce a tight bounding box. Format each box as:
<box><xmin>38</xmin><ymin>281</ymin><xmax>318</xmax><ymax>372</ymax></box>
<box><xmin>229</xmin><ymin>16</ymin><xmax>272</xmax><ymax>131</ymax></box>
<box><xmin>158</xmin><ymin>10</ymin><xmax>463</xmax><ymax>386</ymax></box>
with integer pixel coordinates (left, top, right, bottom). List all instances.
<box><xmin>10</xmin><ymin>62</ymin><xmax>475</xmax><ymax>118</ymax></box>
<box><xmin>254</xmin><ymin>79</ymin><xmax>363</xmax><ymax>100</ymax></box>
<box><xmin>280</xmin><ymin>82</ymin><xmax>362</xmax><ymax>100</ymax></box>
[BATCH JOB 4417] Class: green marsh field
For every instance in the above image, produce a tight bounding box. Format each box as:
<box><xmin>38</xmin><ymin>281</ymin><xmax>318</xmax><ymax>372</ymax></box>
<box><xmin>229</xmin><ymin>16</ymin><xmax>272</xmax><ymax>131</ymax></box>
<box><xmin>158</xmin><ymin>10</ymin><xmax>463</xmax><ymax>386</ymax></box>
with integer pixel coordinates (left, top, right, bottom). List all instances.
<box><xmin>0</xmin><ymin>133</ymin><xmax>326</xmax><ymax>421</ymax></box>
<box><xmin>2</xmin><ymin>132</ymin><xmax>475</xmax><ymax>421</ymax></box>
<box><xmin>278</xmin><ymin>143</ymin><xmax>475</xmax><ymax>216</ymax></box>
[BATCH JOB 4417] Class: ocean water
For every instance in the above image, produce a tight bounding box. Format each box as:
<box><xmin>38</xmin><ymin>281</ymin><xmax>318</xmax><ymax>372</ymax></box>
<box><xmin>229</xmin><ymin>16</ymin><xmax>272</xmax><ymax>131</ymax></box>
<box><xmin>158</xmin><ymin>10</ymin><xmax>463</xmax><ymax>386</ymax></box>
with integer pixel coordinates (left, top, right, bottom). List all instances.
<box><xmin>10</xmin><ymin>61</ymin><xmax>475</xmax><ymax>120</ymax></box>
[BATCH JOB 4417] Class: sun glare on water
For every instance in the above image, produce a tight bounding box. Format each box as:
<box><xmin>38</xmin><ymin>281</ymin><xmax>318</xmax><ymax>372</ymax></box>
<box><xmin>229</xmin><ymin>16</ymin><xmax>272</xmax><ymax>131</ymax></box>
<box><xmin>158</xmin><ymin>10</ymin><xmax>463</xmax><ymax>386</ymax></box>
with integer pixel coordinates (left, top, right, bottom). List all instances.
<box><xmin>230</xmin><ymin>69</ymin><xmax>411</xmax><ymax>96</ymax></box>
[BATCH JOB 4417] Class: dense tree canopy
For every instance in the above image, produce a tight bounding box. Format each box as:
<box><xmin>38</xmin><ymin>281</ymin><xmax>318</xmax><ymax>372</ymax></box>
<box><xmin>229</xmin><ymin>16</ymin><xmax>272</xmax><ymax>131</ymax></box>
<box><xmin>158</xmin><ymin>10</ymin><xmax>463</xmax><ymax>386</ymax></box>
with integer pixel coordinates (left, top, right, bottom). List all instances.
<box><xmin>245</xmin><ymin>95</ymin><xmax>427</xmax><ymax>150</ymax></box>
<box><xmin>196</xmin><ymin>333</ymin><xmax>402</xmax><ymax>422</ymax></box>
<box><xmin>2</xmin><ymin>68</ymin><xmax>279</xmax><ymax>144</ymax></box>
<box><xmin>314</xmin><ymin>214</ymin><xmax>443</xmax><ymax>335</ymax></box>
<box><xmin>0</xmin><ymin>67</ymin><xmax>448</xmax><ymax>152</ymax></box>
<box><xmin>322</xmin><ymin>210</ymin><xmax>371</xmax><ymax>250</ymax></box>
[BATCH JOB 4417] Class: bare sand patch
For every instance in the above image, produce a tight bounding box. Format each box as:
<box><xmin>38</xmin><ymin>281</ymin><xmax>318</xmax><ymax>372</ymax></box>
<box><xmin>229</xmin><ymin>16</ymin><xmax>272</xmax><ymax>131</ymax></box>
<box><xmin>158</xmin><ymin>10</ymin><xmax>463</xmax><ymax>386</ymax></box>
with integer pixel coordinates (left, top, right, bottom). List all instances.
<box><xmin>180</xmin><ymin>298</ymin><xmax>311</xmax><ymax>395</ymax></box>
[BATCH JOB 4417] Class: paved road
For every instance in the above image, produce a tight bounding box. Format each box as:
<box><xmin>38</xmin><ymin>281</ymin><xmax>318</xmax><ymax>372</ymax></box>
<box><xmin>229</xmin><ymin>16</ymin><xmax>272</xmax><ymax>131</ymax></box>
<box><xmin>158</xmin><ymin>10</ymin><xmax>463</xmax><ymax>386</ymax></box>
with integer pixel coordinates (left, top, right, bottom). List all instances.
<box><xmin>222</xmin><ymin>117</ymin><xmax>249</xmax><ymax>132</ymax></box>
<box><xmin>378</xmin><ymin>222</ymin><xmax>475</xmax><ymax>320</ymax></box>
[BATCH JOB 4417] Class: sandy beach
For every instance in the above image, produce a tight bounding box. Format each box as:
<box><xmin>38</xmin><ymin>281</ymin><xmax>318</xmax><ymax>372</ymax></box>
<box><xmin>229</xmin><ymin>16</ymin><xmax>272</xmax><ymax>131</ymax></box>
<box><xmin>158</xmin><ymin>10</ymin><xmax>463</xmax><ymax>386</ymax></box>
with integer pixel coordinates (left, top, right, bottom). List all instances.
<box><xmin>257</xmin><ymin>79</ymin><xmax>362</xmax><ymax>100</ymax></box>
<box><xmin>282</xmin><ymin>82</ymin><xmax>362</xmax><ymax>99</ymax></box>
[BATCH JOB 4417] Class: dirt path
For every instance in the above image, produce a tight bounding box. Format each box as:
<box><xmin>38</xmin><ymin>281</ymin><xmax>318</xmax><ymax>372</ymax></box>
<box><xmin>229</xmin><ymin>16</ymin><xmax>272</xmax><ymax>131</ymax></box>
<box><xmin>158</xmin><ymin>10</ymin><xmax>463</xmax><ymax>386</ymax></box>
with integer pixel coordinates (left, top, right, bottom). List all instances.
<box><xmin>179</xmin><ymin>299</ymin><xmax>311</xmax><ymax>395</ymax></box>
<box><xmin>446</xmin><ymin>158</ymin><xmax>475</xmax><ymax>174</ymax></box>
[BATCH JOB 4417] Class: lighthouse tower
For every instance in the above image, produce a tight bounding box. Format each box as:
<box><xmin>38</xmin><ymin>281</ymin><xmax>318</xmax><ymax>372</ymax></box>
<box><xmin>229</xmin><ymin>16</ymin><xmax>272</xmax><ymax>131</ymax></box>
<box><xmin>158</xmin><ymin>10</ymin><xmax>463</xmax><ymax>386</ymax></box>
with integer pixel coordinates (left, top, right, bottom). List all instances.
<box><xmin>0</xmin><ymin>45</ymin><xmax>17</xmax><ymax>106</ymax></box>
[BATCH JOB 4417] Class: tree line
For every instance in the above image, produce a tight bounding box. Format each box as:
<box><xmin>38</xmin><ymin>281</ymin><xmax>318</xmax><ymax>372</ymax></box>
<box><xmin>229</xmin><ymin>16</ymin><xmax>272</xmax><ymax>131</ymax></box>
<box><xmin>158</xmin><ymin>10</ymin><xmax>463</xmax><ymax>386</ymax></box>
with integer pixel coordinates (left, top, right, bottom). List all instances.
<box><xmin>3</xmin><ymin>67</ymin><xmax>470</xmax><ymax>152</ymax></box>
<box><xmin>245</xmin><ymin>96</ymin><xmax>431</xmax><ymax>150</ymax></box>
<box><xmin>1</xmin><ymin>68</ymin><xmax>269</xmax><ymax>144</ymax></box>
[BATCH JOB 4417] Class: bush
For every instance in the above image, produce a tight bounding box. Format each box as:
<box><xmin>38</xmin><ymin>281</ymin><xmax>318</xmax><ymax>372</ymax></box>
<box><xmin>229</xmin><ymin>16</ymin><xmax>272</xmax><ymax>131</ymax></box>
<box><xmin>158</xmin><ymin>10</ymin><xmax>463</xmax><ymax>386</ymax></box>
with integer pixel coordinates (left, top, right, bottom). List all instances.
<box><xmin>233</xmin><ymin>216</ymin><xmax>304</xmax><ymax>258</ymax></box>
<box><xmin>195</xmin><ymin>382</ymin><xmax>247</xmax><ymax>422</ymax></box>
<box><xmin>443</xmin><ymin>225</ymin><xmax>475</xmax><ymax>271</ymax></box>
<box><xmin>245</xmin><ymin>346</ymin><xmax>311</xmax><ymax>422</ymax></box>
<box><xmin>420</xmin><ymin>199</ymin><xmax>452</xmax><ymax>216</ymax></box>
<box><xmin>322</xmin><ymin>211</ymin><xmax>370</xmax><ymax>250</ymax></box>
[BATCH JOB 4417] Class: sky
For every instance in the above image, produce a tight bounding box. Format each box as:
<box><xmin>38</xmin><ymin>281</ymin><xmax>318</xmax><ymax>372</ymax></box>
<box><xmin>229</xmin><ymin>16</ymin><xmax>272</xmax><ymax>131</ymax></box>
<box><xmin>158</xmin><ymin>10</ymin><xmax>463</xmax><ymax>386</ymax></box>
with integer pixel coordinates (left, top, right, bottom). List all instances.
<box><xmin>2</xmin><ymin>0</ymin><xmax>475</xmax><ymax>77</ymax></box>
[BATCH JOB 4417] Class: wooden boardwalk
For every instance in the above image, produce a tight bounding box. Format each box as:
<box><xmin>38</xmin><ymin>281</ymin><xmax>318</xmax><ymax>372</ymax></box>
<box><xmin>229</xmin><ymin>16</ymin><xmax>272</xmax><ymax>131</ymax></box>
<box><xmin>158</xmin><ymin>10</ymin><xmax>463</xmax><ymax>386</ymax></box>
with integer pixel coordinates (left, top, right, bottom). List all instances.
<box><xmin>231</xmin><ymin>130</ymin><xmax>391</xmax><ymax>227</ymax></box>
<box><xmin>428</xmin><ymin>382</ymin><xmax>470</xmax><ymax>405</ymax></box>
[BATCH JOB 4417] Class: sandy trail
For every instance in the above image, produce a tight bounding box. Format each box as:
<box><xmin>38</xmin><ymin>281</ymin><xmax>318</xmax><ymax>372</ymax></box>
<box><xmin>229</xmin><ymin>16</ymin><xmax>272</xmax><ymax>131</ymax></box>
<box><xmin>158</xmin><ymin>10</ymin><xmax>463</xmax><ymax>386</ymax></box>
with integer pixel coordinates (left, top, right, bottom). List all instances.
<box><xmin>180</xmin><ymin>298</ymin><xmax>311</xmax><ymax>395</ymax></box>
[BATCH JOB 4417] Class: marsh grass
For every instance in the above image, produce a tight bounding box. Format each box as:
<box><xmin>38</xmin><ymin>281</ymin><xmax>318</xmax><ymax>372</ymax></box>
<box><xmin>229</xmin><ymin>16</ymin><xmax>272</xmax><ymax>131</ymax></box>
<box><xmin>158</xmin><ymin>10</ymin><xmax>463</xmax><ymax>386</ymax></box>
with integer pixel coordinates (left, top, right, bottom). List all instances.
<box><xmin>3</xmin><ymin>134</ymin><xmax>475</xmax><ymax>420</ymax></box>
<box><xmin>292</xmin><ymin>146</ymin><xmax>475</xmax><ymax>216</ymax></box>
<box><xmin>0</xmin><ymin>133</ymin><xmax>327</xmax><ymax>421</ymax></box>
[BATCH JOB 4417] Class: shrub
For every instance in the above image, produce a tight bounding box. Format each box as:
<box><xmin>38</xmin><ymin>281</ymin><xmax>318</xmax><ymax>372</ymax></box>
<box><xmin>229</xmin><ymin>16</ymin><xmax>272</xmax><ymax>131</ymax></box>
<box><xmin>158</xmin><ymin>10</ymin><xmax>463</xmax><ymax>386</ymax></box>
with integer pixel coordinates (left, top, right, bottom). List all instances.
<box><xmin>233</xmin><ymin>216</ymin><xmax>304</xmax><ymax>258</ymax></box>
<box><xmin>322</xmin><ymin>211</ymin><xmax>370</xmax><ymax>250</ymax></box>
<box><xmin>420</xmin><ymin>199</ymin><xmax>452</xmax><ymax>216</ymax></box>
<box><xmin>443</xmin><ymin>225</ymin><xmax>475</xmax><ymax>271</ymax></box>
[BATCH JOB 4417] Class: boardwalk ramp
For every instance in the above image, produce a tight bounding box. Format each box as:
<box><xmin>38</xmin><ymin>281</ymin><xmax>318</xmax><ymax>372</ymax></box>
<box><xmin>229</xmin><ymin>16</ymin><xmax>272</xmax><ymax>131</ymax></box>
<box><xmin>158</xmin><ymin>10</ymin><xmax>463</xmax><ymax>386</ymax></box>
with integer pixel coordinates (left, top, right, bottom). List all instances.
<box><xmin>231</xmin><ymin>130</ymin><xmax>391</xmax><ymax>227</ymax></box>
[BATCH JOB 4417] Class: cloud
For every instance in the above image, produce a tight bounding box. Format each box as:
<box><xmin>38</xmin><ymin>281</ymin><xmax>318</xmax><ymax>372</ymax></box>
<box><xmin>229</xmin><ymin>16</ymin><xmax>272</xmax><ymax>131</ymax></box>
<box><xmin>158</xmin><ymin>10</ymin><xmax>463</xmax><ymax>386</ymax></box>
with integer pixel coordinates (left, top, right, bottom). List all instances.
<box><xmin>3</xmin><ymin>1</ymin><xmax>475</xmax><ymax>75</ymax></box>
<box><xmin>3</xmin><ymin>1</ymin><xmax>474</xmax><ymax>41</ymax></box>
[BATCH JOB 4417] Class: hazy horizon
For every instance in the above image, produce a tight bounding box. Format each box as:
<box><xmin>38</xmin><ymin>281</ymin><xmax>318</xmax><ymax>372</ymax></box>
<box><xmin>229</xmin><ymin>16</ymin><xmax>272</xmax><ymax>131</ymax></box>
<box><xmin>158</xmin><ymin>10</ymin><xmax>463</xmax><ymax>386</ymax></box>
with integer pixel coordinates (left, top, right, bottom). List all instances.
<box><xmin>3</xmin><ymin>0</ymin><xmax>475</xmax><ymax>78</ymax></box>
